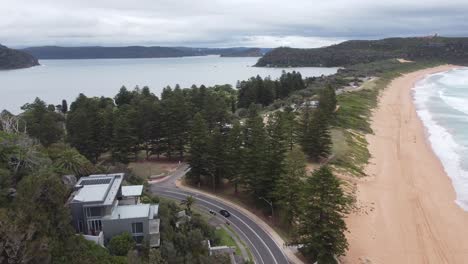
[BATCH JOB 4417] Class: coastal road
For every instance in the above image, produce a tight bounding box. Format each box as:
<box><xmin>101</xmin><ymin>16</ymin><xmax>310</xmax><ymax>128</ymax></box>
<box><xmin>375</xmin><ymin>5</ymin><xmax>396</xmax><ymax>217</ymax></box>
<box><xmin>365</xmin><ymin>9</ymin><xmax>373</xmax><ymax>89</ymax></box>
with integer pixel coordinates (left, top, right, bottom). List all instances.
<box><xmin>148</xmin><ymin>165</ymin><xmax>290</xmax><ymax>264</ymax></box>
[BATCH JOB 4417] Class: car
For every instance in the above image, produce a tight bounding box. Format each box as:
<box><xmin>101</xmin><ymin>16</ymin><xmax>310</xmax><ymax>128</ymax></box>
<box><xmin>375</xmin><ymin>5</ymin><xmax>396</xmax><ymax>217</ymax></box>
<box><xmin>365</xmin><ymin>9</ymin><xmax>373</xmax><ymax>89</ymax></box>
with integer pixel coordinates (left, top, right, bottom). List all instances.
<box><xmin>219</xmin><ymin>209</ymin><xmax>231</xmax><ymax>217</ymax></box>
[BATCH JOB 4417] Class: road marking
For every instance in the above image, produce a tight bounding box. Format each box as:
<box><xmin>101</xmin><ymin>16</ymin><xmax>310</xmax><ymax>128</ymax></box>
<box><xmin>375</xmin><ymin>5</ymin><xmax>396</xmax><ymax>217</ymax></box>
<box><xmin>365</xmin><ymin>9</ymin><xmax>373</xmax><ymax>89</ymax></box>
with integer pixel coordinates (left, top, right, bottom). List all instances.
<box><xmin>155</xmin><ymin>191</ymin><xmax>265</xmax><ymax>264</ymax></box>
<box><xmin>158</xmin><ymin>189</ymin><xmax>281</xmax><ymax>264</ymax></box>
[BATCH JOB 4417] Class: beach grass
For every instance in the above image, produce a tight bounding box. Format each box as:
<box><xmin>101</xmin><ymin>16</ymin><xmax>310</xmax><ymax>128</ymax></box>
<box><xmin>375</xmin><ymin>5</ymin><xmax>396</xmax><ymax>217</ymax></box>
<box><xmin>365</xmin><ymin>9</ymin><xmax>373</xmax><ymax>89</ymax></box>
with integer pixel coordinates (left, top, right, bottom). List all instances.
<box><xmin>331</xmin><ymin>59</ymin><xmax>445</xmax><ymax>176</ymax></box>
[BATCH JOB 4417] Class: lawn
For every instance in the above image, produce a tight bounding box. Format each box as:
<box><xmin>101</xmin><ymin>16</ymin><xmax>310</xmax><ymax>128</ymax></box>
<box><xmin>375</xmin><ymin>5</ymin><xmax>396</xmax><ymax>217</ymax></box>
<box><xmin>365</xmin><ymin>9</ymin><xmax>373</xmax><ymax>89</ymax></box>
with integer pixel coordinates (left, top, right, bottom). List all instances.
<box><xmin>214</xmin><ymin>228</ymin><xmax>241</xmax><ymax>255</ymax></box>
<box><xmin>128</xmin><ymin>160</ymin><xmax>179</xmax><ymax>180</ymax></box>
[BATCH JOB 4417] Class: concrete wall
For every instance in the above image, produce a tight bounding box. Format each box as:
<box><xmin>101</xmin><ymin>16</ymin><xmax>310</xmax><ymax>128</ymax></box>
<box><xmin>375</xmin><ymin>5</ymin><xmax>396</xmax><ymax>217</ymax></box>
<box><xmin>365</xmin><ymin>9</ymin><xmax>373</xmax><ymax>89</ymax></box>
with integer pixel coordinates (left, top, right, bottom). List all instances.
<box><xmin>101</xmin><ymin>216</ymin><xmax>149</xmax><ymax>244</ymax></box>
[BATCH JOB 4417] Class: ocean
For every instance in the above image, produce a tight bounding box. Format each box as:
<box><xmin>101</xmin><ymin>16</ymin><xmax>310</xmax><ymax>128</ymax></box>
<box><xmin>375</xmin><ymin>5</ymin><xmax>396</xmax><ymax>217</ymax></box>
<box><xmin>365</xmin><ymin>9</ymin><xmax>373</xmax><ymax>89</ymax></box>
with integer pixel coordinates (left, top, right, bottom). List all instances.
<box><xmin>0</xmin><ymin>55</ymin><xmax>338</xmax><ymax>113</ymax></box>
<box><xmin>414</xmin><ymin>67</ymin><xmax>468</xmax><ymax>210</ymax></box>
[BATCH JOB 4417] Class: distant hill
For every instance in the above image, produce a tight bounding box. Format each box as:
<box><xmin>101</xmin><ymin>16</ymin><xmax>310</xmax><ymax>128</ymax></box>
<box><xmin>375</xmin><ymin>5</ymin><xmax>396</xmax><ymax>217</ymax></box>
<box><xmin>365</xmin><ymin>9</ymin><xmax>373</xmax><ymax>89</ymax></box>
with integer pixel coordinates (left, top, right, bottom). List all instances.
<box><xmin>255</xmin><ymin>37</ymin><xmax>468</xmax><ymax>67</ymax></box>
<box><xmin>0</xmin><ymin>44</ymin><xmax>39</xmax><ymax>70</ymax></box>
<box><xmin>221</xmin><ymin>48</ymin><xmax>264</xmax><ymax>57</ymax></box>
<box><xmin>22</xmin><ymin>46</ymin><xmax>271</xmax><ymax>60</ymax></box>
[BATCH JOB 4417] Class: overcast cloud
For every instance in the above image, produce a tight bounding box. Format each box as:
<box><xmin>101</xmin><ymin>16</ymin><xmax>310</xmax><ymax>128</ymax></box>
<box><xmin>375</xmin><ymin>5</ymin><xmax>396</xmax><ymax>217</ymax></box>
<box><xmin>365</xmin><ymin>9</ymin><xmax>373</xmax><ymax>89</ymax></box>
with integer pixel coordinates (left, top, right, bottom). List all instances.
<box><xmin>1</xmin><ymin>0</ymin><xmax>468</xmax><ymax>48</ymax></box>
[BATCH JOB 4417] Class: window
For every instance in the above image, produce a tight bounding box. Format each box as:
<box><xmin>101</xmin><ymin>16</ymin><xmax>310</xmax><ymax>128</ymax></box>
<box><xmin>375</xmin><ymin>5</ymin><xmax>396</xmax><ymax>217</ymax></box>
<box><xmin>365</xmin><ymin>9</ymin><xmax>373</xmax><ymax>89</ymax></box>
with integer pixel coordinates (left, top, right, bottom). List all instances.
<box><xmin>132</xmin><ymin>222</ymin><xmax>143</xmax><ymax>234</ymax></box>
<box><xmin>85</xmin><ymin>207</ymin><xmax>102</xmax><ymax>218</ymax></box>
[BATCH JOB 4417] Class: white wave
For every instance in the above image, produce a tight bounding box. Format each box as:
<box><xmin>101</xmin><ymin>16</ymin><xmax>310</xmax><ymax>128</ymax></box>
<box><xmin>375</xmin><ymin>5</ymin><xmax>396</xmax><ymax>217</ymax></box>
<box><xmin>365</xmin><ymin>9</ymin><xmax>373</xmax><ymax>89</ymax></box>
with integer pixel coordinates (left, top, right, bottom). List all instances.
<box><xmin>439</xmin><ymin>91</ymin><xmax>468</xmax><ymax>115</ymax></box>
<box><xmin>414</xmin><ymin>77</ymin><xmax>468</xmax><ymax>211</ymax></box>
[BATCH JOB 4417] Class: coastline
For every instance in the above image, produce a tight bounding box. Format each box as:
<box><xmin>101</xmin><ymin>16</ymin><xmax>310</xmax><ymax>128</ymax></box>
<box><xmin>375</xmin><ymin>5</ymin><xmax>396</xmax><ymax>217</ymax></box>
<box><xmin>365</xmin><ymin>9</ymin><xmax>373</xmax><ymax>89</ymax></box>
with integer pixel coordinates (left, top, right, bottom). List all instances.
<box><xmin>343</xmin><ymin>65</ymin><xmax>468</xmax><ymax>263</ymax></box>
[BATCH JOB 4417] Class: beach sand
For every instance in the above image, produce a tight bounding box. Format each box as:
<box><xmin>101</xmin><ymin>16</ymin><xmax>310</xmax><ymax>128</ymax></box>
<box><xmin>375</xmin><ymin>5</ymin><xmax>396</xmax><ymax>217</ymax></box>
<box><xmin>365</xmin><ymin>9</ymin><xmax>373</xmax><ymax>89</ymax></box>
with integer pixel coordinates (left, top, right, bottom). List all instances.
<box><xmin>343</xmin><ymin>65</ymin><xmax>468</xmax><ymax>264</ymax></box>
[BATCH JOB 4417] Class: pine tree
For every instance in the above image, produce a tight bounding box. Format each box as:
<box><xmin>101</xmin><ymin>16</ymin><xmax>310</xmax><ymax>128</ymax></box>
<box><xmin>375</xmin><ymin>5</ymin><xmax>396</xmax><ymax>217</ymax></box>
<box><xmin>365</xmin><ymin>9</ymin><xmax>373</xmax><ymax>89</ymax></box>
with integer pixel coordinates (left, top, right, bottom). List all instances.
<box><xmin>299</xmin><ymin>108</ymin><xmax>332</xmax><ymax>161</ymax></box>
<box><xmin>224</xmin><ymin>121</ymin><xmax>244</xmax><ymax>194</ymax></box>
<box><xmin>61</xmin><ymin>99</ymin><xmax>68</xmax><ymax>113</ymax></box>
<box><xmin>273</xmin><ymin>148</ymin><xmax>306</xmax><ymax>230</ymax></box>
<box><xmin>206</xmin><ymin>128</ymin><xmax>226</xmax><ymax>191</ymax></box>
<box><xmin>111</xmin><ymin>105</ymin><xmax>138</xmax><ymax>163</ymax></box>
<box><xmin>318</xmin><ymin>84</ymin><xmax>337</xmax><ymax>115</ymax></box>
<box><xmin>295</xmin><ymin>166</ymin><xmax>352</xmax><ymax>263</ymax></box>
<box><xmin>264</xmin><ymin>112</ymin><xmax>288</xmax><ymax>200</ymax></box>
<box><xmin>242</xmin><ymin>113</ymin><xmax>268</xmax><ymax>197</ymax></box>
<box><xmin>187</xmin><ymin>113</ymin><xmax>209</xmax><ymax>184</ymax></box>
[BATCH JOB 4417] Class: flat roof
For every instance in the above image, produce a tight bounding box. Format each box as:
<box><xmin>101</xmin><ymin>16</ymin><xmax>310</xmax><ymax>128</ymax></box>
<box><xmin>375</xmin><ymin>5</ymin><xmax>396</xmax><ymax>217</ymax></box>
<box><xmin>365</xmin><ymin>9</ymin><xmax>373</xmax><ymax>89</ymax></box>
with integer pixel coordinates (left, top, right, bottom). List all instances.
<box><xmin>108</xmin><ymin>204</ymin><xmax>150</xmax><ymax>220</ymax></box>
<box><xmin>73</xmin><ymin>185</ymin><xmax>108</xmax><ymax>202</ymax></box>
<box><xmin>71</xmin><ymin>173</ymin><xmax>124</xmax><ymax>205</ymax></box>
<box><xmin>122</xmin><ymin>185</ymin><xmax>143</xmax><ymax>197</ymax></box>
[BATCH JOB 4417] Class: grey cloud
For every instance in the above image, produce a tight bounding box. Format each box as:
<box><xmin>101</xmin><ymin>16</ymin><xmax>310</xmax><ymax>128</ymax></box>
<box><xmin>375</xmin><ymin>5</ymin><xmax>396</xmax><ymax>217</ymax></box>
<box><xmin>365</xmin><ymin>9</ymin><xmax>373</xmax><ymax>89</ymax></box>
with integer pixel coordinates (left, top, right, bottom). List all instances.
<box><xmin>1</xmin><ymin>0</ymin><xmax>467</xmax><ymax>48</ymax></box>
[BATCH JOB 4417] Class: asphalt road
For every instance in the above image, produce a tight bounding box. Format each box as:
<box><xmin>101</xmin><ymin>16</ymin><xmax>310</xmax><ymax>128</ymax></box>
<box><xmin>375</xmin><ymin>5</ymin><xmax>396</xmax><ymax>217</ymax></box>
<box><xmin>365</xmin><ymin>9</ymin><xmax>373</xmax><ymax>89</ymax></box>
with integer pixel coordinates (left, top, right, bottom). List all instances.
<box><xmin>149</xmin><ymin>165</ymin><xmax>290</xmax><ymax>264</ymax></box>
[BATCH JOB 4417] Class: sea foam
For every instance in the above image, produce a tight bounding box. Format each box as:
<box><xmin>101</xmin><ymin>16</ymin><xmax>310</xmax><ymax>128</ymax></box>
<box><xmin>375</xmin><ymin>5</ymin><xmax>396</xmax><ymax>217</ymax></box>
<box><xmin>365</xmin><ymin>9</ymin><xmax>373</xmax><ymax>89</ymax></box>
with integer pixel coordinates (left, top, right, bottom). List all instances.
<box><xmin>413</xmin><ymin>68</ymin><xmax>468</xmax><ymax>211</ymax></box>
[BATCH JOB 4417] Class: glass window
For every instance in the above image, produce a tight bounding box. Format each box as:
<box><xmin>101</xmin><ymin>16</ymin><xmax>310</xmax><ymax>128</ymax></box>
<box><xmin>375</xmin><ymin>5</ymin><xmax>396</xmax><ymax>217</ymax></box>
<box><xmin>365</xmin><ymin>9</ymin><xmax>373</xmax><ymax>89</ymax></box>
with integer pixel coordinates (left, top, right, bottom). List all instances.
<box><xmin>86</xmin><ymin>207</ymin><xmax>101</xmax><ymax>217</ymax></box>
<box><xmin>132</xmin><ymin>222</ymin><xmax>143</xmax><ymax>234</ymax></box>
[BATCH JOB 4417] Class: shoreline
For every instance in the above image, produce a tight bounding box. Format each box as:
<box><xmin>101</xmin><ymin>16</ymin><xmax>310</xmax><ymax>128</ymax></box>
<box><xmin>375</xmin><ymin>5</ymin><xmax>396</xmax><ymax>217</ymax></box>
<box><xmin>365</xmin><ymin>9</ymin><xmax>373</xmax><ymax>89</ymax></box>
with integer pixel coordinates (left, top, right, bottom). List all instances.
<box><xmin>343</xmin><ymin>65</ymin><xmax>468</xmax><ymax>264</ymax></box>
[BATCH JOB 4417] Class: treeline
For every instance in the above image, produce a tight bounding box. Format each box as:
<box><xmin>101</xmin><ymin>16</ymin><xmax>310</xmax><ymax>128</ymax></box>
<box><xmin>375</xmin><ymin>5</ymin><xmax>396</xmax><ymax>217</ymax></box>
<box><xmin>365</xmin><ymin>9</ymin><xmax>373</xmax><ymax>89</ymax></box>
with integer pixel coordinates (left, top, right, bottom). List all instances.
<box><xmin>187</xmin><ymin>85</ymin><xmax>347</xmax><ymax>262</ymax></box>
<box><xmin>188</xmin><ymin>84</ymin><xmax>336</xmax><ymax>194</ymax></box>
<box><xmin>16</xmin><ymin>84</ymin><xmax>236</xmax><ymax>164</ymax></box>
<box><xmin>255</xmin><ymin>36</ymin><xmax>468</xmax><ymax>67</ymax></box>
<box><xmin>237</xmin><ymin>71</ymin><xmax>305</xmax><ymax>108</ymax></box>
<box><xmin>0</xmin><ymin>114</ymin><xmax>229</xmax><ymax>263</ymax></box>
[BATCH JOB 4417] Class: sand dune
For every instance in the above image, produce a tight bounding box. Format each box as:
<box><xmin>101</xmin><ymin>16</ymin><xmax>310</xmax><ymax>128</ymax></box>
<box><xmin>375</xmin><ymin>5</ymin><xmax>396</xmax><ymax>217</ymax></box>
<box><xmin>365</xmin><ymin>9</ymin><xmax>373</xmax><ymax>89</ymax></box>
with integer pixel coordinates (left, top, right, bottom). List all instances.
<box><xmin>343</xmin><ymin>65</ymin><xmax>468</xmax><ymax>264</ymax></box>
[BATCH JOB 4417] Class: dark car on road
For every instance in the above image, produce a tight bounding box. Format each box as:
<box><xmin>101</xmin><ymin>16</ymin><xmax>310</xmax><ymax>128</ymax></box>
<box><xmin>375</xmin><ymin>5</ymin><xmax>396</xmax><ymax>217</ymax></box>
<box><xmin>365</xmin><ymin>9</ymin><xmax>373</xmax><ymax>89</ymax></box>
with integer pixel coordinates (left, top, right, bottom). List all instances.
<box><xmin>219</xmin><ymin>209</ymin><xmax>231</xmax><ymax>217</ymax></box>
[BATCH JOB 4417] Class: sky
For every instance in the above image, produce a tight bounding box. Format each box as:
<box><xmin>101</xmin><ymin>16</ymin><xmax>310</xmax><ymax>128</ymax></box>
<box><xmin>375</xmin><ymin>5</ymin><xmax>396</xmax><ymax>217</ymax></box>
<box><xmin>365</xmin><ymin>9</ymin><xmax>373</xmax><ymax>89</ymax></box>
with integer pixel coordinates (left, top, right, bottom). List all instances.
<box><xmin>1</xmin><ymin>0</ymin><xmax>468</xmax><ymax>48</ymax></box>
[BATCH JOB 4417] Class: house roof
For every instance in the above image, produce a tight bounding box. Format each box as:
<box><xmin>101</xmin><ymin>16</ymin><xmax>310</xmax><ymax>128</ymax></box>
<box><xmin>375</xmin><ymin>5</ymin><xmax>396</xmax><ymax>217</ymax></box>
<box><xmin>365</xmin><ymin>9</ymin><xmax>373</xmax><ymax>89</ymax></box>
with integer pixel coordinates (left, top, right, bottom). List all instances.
<box><xmin>122</xmin><ymin>185</ymin><xmax>143</xmax><ymax>197</ymax></box>
<box><xmin>70</xmin><ymin>173</ymin><xmax>124</xmax><ymax>205</ymax></box>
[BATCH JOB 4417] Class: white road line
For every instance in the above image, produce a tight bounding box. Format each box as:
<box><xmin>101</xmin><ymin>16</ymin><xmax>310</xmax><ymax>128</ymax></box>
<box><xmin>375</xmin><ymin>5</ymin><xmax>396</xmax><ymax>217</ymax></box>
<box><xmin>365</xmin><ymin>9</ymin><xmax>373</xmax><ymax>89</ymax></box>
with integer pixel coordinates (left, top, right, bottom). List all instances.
<box><xmin>159</xmin><ymin>189</ymin><xmax>280</xmax><ymax>264</ymax></box>
<box><xmin>157</xmin><ymin>192</ymin><xmax>265</xmax><ymax>264</ymax></box>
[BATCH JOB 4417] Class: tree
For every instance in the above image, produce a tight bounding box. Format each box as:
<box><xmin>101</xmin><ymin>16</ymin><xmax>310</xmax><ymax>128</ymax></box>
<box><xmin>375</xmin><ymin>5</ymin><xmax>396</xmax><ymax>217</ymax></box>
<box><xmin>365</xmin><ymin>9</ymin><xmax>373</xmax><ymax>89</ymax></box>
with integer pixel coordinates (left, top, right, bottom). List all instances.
<box><xmin>51</xmin><ymin>146</ymin><xmax>94</xmax><ymax>176</ymax></box>
<box><xmin>299</xmin><ymin>108</ymin><xmax>332</xmax><ymax>161</ymax></box>
<box><xmin>66</xmin><ymin>94</ymin><xmax>114</xmax><ymax>163</ymax></box>
<box><xmin>21</xmin><ymin>97</ymin><xmax>64</xmax><ymax>146</ymax></box>
<box><xmin>242</xmin><ymin>112</ymin><xmax>268</xmax><ymax>197</ymax></box>
<box><xmin>224</xmin><ymin>121</ymin><xmax>244</xmax><ymax>194</ymax></box>
<box><xmin>206</xmin><ymin>128</ymin><xmax>226</xmax><ymax>191</ymax></box>
<box><xmin>61</xmin><ymin>99</ymin><xmax>68</xmax><ymax>113</ymax></box>
<box><xmin>160</xmin><ymin>87</ymin><xmax>191</xmax><ymax>159</ymax></box>
<box><xmin>273</xmin><ymin>148</ymin><xmax>306</xmax><ymax>229</ymax></box>
<box><xmin>180</xmin><ymin>195</ymin><xmax>196</xmax><ymax>216</ymax></box>
<box><xmin>112</xmin><ymin>105</ymin><xmax>138</xmax><ymax>163</ymax></box>
<box><xmin>108</xmin><ymin>232</ymin><xmax>136</xmax><ymax>256</ymax></box>
<box><xmin>318</xmin><ymin>85</ymin><xmax>337</xmax><ymax>116</ymax></box>
<box><xmin>187</xmin><ymin>113</ymin><xmax>209</xmax><ymax>184</ymax></box>
<box><xmin>294</xmin><ymin>166</ymin><xmax>352</xmax><ymax>263</ymax></box>
<box><xmin>114</xmin><ymin>86</ymin><xmax>134</xmax><ymax>106</ymax></box>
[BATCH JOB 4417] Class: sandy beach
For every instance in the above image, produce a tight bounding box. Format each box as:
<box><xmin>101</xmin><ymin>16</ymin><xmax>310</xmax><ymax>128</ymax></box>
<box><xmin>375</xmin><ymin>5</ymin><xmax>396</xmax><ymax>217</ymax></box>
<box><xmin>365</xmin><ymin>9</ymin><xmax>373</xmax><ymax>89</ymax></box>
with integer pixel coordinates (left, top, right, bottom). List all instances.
<box><xmin>343</xmin><ymin>65</ymin><xmax>468</xmax><ymax>264</ymax></box>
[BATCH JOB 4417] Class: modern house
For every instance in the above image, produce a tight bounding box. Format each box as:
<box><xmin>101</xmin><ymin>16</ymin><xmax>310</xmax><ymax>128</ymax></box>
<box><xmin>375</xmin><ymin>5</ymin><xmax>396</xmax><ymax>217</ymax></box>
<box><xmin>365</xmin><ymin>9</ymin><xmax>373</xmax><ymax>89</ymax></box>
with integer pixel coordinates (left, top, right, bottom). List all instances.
<box><xmin>67</xmin><ymin>173</ymin><xmax>160</xmax><ymax>247</ymax></box>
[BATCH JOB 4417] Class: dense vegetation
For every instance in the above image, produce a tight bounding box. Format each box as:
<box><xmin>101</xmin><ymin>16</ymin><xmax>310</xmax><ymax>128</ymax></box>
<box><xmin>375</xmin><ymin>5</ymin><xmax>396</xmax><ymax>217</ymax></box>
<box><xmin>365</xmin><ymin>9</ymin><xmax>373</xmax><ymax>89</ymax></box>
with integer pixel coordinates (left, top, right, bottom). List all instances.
<box><xmin>255</xmin><ymin>36</ymin><xmax>468</xmax><ymax>67</ymax></box>
<box><xmin>22</xmin><ymin>46</ymin><xmax>270</xmax><ymax>60</ymax></box>
<box><xmin>220</xmin><ymin>48</ymin><xmax>263</xmax><ymax>57</ymax></box>
<box><xmin>0</xmin><ymin>118</ymin><xmax>227</xmax><ymax>263</ymax></box>
<box><xmin>2</xmin><ymin>56</ymin><xmax>441</xmax><ymax>263</ymax></box>
<box><xmin>237</xmin><ymin>71</ymin><xmax>305</xmax><ymax>108</ymax></box>
<box><xmin>0</xmin><ymin>44</ymin><xmax>39</xmax><ymax>70</ymax></box>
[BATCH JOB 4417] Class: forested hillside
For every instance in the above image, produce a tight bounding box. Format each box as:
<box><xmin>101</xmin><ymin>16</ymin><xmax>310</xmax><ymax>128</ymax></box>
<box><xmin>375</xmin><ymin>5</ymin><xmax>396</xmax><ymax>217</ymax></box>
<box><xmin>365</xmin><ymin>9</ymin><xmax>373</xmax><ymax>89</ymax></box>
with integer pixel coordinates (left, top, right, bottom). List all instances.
<box><xmin>255</xmin><ymin>36</ymin><xmax>468</xmax><ymax>67</ymax></box>
<box><xmin>0</xmin><ymin>44</ymin><xmax>39</xmax><ymax>70</ymax></box>
<box><xmin>22</xmin><ymin>46</ymin><xmax>269</xmax><ymax>59</ymax></box>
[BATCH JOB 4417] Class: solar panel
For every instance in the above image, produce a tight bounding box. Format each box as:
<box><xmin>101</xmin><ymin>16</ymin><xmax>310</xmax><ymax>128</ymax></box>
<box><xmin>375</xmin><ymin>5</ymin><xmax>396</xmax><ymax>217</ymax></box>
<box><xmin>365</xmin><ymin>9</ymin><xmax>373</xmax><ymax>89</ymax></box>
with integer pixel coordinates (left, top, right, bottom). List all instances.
<box><xmin>80</xmin><ymin>178</ymin><xmax>112</xmax><ymax>185</ymax></box>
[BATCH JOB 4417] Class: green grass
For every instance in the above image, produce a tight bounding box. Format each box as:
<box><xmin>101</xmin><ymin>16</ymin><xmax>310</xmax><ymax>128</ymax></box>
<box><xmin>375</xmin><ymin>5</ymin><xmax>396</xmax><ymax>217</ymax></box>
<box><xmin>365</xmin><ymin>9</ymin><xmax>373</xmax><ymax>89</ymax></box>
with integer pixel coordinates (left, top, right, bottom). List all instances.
<box><xmin>127</xmin><ymin>161</ymin><xmax>178</xmax><ymax>180</ymax></box>
<box><xmin>215</xmin><ymin>228</ymin><xmax>241</xmax><ymax>255</ymax></box>
<box><xmin>331</xmin><ymin>60</ymin><xmax>445</xmax><ymax>176</ymax></box>
<box><xmin>224</xmin><ymin>225</ymin><xmax>254</xmax><ymax>262</ymax></box>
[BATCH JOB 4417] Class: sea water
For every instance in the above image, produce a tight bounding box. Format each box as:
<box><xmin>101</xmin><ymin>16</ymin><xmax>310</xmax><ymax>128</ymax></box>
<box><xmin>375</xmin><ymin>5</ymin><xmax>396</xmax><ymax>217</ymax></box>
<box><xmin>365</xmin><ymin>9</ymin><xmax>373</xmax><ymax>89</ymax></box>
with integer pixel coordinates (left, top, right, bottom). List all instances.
<box><xmin>414</xmin><ymin>67</ymin><xmax>468</xmax><ymax>210</ymax></box>
<box><xmin>0</xmin><ymin>56</ymin><xmax>338</xmax><ymax>113</ymax></box>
